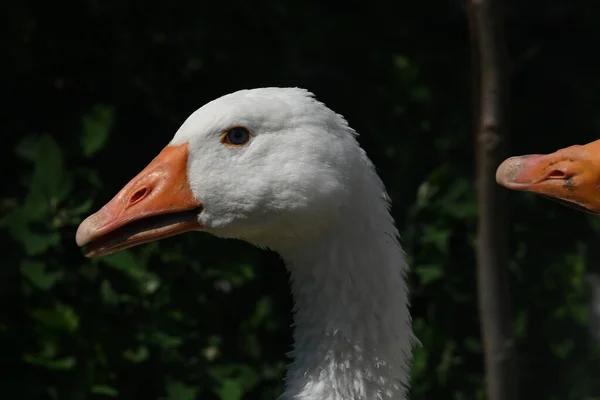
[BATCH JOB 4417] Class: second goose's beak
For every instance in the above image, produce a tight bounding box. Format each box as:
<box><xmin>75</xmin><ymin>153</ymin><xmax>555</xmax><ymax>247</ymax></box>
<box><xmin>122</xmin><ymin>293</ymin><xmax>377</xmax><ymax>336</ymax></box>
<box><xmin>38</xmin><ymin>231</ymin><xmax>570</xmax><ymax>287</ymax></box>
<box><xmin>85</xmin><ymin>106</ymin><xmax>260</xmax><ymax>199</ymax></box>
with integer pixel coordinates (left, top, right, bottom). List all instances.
<box><xmin>496</xmin><ymin>139</ymin><xmax>600</xmax><ymax>216</ymax></box>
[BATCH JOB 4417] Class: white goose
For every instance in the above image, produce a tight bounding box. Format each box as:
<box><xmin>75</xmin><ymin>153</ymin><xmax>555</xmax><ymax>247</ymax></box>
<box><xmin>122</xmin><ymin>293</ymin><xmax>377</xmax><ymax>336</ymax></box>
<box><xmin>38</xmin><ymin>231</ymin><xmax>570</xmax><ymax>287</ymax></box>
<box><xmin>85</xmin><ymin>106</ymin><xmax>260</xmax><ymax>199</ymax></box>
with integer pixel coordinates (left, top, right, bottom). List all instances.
<box><xmin>76</xmin><ymin>88</ymin><xmax>415</xmax><ymax>400</ymax></box>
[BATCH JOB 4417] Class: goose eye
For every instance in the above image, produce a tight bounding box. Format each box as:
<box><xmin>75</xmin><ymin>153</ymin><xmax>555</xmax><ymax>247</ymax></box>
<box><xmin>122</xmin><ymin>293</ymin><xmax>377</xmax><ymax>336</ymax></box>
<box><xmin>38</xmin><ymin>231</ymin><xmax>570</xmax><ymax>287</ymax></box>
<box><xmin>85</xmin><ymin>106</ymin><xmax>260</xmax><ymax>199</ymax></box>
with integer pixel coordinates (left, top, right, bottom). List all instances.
<box><xmin>223</xmin><ymin>127</ymin><xmax>250</xmax><ymax>146</ymax></box>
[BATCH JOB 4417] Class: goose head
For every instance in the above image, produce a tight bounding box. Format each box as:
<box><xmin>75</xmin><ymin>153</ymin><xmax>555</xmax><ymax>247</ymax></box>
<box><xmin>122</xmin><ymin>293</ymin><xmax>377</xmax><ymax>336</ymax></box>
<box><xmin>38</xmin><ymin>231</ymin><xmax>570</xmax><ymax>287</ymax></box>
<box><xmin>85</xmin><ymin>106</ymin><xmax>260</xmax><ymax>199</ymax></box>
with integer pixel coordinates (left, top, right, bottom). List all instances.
<box><xmin>496</xmin><ymin>139</ymin><xmax>600</xmax><ymax>215</ymax></box>
<box><xmin>76</xmin><ymin>88</ymin><xmax>366</xmax><ymax>256</ymax></box>
<box><xmin>76</xmin><ymin>88</ymin><xmax>413</xmax><ymax>400</ymax></box>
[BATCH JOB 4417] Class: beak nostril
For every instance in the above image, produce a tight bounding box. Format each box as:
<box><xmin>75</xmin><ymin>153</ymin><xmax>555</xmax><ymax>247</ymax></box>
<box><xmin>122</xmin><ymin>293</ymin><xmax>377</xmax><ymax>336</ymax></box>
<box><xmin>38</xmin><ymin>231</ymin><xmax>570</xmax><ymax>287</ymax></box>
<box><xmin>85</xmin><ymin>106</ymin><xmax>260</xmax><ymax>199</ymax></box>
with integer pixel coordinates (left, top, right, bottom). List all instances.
<box><xmin>547</xmin><ymin>170</ymin><xmax>567</xmax><ymax>179</ymax></box>
<box><xmin>546</xmin><ymin>169</ymin><xmax>573</xmax><ymax>180</ymax></box>
<box><xmin>130</xmin><ymin>188</ymin><xmax>148</xmax><ymax>204</ymax></box>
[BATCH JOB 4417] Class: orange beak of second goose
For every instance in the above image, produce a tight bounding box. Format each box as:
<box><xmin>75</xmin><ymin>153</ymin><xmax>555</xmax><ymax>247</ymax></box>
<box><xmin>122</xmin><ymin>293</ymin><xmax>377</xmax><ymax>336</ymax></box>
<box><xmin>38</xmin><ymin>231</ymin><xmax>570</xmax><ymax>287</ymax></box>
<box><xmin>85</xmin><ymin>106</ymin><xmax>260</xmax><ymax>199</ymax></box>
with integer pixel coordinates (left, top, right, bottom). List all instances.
<box><xmin>76</xmin><ymin>144</ymin><xmax>203</xmax><ymax>258</ymax></box>
<box><xmin>496</xmin><ymin>139</ymin><xmax>600</xmax><ymax>215</ymax></box>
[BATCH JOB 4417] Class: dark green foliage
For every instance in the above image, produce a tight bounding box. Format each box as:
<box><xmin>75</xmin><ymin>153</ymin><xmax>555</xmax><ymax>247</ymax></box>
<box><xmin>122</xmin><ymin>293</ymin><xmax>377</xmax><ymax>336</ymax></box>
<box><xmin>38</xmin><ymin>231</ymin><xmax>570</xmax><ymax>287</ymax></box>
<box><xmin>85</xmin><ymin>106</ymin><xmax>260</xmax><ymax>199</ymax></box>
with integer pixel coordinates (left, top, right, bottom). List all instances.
<box><xmin>2</xmin><ymin>0</ymin><xmax>600</xmax><ymax>398</ymax></box>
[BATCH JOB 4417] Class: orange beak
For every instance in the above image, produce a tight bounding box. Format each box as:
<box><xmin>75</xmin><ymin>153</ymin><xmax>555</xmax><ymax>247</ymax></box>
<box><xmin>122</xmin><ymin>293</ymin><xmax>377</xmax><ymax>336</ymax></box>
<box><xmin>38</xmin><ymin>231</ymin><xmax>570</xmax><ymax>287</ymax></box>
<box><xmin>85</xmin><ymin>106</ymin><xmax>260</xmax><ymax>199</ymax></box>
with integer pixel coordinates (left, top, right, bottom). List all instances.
<box><xmin>496</xmin><ymin>139</ymin><xmax>600</xmax><ymax>215</ymax></box>
<box><xmin>76</xmin><ymin>144</ymin><xmax>203</xmax><ymax>258</ymax></box>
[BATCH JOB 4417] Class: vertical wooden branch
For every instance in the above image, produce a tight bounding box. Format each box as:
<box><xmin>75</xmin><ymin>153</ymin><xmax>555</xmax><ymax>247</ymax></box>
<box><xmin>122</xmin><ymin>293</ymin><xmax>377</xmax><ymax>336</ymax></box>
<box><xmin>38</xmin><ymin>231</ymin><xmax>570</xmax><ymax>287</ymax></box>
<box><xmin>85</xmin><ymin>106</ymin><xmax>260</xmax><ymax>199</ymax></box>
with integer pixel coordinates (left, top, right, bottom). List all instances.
<box><xmin>468</xmin><ymin>0</ymin><xmax>518</xmax><ymax>399</ymax></box>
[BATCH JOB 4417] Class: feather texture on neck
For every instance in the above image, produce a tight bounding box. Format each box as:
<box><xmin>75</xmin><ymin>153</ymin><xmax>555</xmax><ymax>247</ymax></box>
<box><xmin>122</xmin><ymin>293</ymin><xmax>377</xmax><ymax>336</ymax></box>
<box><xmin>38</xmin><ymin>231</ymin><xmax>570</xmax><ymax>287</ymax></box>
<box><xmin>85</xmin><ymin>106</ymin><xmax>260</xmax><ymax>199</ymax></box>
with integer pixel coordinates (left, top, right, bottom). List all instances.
<box><xmin>273</xmin><ymin>161</ymin><xmax>413</xmax><ymax>400</ymax></box>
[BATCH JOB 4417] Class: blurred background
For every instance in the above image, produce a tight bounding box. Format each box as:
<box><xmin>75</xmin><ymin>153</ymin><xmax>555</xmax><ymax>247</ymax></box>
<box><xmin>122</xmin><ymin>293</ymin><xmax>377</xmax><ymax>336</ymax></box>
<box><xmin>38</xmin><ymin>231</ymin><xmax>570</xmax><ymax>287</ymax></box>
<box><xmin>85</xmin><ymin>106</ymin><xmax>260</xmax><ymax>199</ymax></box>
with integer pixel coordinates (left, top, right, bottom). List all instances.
<box><xmin>2</xmin><ymin>0</ymin><xmax>600</xmax><ymax>398</ymax></box>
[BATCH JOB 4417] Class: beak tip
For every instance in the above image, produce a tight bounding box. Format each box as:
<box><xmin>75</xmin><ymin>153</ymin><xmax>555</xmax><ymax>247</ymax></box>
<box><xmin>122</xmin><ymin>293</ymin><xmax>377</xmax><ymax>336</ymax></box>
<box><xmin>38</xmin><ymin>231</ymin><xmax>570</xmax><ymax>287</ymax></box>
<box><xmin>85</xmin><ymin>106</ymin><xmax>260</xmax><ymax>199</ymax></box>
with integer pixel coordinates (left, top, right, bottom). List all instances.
<box><xmin>75</xmin><ymin>212</ymin><xmax>104</xmax><ymax>248</ymax></box>
<box><xmin>75</xmin><ymin>222</ymin><xmax>90</xmax><ymax>247</ymax></box>
<box><xmin>496</xmin><ymin>156</ymin><xmax>524</xmax><ymax>187</ymax></box>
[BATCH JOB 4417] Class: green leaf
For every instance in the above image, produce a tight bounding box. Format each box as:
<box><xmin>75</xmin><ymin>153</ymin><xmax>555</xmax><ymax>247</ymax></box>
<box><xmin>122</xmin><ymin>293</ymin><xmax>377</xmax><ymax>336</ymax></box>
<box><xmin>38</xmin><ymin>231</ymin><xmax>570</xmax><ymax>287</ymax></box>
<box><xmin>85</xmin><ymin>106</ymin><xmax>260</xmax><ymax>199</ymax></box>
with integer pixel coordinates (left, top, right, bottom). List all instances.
<box><xmin>124</xmin><ymin>345</ymin><xmax>149</xmax><ymax>363</ymax></box>
<box><xmin>209</xmin><ymin>365</ymin><xmax>260</xmax><ymax>396</ymax></box>
<box><xmin>20</xmin><ymin>260</ymin><xmax>64</xmax><ymax>290</ymax></box>
<box><xmin>410</xmin><ymin>346</ymin><xmax>428</xmax><ymax>378</ymax></box>
<box><xmin>24</xmin><ymin>339</ymin><xmax>76</xmax><ymax>370</ymax></box>
<box><xmin>24</xmin><ymin>354</ymin><xmax>76</xmax><ymax>370</ymax></box>
<box><xmin>150</xmin><ymin>331</ymin><xmax>182</xmax><ymax>349</ymax></box>
<box><xmin>416</xmin><ymin>264</ymin><xmax>444</xmax><ymax>285</ymax></box>
<box><xmin>164</xmin><ymin>380</ymin><xmax>197</xmax><ymax>400</ymax></box>
<box><xmin>514</xmin><ymin>311</ymin><xmax>528</xmax><ymax>337</ymax></box>
<box><xmin>5</xmin><ymin>215</ymin><xmax>61</xmax><ymax>255</ymax></box>
<box><xmin>551</xmin><ymin>339</ymin><xmax>575</xmax><ymax>359</ymax></box>
<box><xmin>91</xmin><ymin>385</ymin><xmax>119</xmax><ymax>397</ymax></box>
<box><xmin>31</xmin><ymin>303</ymin><xmax>79</xmax><ymax>332</ymax></box>
<box><xmin>101</xmin><ymin>250</ymin><xmax>139</xmax><ymax>274</ymax></box>
<box><xmin>23</xmin><ymin>231</ymin><xmax>61</xmax><ymax>256</ymax></box>
<box><xmin>216</xmin><ymin>379</ymin><xmax>243</xmax><ymax>400</ymax></box>
<box><xmin>81</xmin><ymin>104</ymin><xmax>115</xmax><ymax>157</ymax></box>
<box><xmin>17</xmin><ymin>134</ymin><xmax>71</xmax><ymax>220</ymax></box>
<box><xmin>422</xmin><ymin>226</ymin><xmax>450</xmax><ymax>253</ymax></box>
<box><xmin>101</xmin><ymin>250</ymin><xmax>161</xmax><ymax>293</ymax></box>
<box><xmin>100</xmin><ymin>281</ymin><xmax>120</xmax><ymax>305</ymax></box>
<box><xmin>443</xmin><ymin>202</ymin><xmax>477</xmax><ymax>219</ymax></box>
<box><xmin>464</xmin><ymin>337</ymin><xmax>481</xmax><ymax>353</ymax></box>
<box><xmin>70</xmin><ymin>198</ymin><xmax>94</xmax><ymax>216</ymax></box>
<box><xmin>31</xmin><ymin>134</ymin><xmax>63</xmax><ymax>198</ymax></box>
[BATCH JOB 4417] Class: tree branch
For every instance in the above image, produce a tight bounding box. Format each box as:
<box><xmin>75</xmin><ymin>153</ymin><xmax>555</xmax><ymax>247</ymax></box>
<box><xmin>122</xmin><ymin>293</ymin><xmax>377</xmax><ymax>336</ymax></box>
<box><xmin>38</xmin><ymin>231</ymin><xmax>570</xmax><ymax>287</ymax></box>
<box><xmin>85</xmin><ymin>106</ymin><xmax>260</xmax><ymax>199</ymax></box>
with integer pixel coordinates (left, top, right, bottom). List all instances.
<box><xmin>468</xmin><ymin>0</ymin><xmax>518</xmax><ymax>399</ymax></box>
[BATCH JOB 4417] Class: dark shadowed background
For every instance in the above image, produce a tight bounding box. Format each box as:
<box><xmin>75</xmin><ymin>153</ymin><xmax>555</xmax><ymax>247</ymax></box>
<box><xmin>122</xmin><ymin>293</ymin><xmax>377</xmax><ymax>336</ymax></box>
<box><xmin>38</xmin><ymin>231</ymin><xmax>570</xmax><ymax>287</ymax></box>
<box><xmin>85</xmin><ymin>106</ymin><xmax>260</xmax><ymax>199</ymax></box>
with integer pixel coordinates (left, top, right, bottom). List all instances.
<box><xmin>2</xmin><ymin>0</ymin><xmax>600</xmax><ymax>399</ymax></box>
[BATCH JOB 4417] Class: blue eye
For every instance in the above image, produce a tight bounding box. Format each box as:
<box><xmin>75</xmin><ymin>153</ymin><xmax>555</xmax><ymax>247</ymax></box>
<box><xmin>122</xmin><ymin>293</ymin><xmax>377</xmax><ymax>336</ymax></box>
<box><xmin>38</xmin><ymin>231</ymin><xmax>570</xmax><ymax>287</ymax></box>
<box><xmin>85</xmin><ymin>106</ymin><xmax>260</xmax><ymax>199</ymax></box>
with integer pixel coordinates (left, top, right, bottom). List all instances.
<box><xmin>224</xmin><ymin>127</ymin><xmax>250</xmax><ymax>145</ymax></box>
